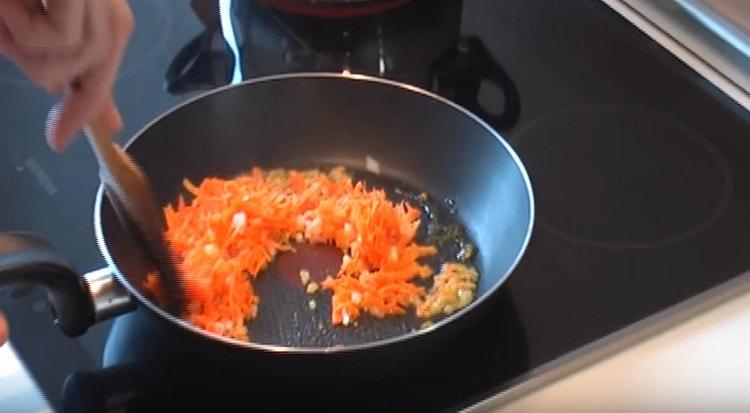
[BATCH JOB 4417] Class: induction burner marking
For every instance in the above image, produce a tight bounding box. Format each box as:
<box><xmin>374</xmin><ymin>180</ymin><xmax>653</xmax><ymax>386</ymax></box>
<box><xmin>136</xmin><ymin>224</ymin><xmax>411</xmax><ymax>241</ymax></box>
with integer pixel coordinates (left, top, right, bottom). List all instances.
<box><xmin>0</xmin><ymin>0</ymin><xmax>171</xmax><ymax>86</ymax></box>
<box><xmin>514</xmin><ymin>106</ymin><xmax>733</xmax><ymax>250</ymax></box>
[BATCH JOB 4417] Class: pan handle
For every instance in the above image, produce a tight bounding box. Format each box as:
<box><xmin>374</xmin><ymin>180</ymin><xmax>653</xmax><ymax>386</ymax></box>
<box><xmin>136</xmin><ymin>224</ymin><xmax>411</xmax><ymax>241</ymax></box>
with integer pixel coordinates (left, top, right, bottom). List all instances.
<box><xmin>0</xmin><ymin>232</ymin><xmax>134</xmax><ymax>337</ymax></box>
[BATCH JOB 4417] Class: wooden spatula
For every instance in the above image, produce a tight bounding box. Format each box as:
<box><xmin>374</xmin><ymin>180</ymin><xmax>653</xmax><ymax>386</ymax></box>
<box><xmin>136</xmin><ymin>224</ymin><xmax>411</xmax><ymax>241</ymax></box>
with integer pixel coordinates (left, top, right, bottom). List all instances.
<box><xmin>17</xmin><ymin>0</ymin><xmax>185</xmax><ymax>315</ymax></box>
<box><xmin>84</xmin><ymin>120</ymin><xmax>186</xmax><ymax>316</ymax></box>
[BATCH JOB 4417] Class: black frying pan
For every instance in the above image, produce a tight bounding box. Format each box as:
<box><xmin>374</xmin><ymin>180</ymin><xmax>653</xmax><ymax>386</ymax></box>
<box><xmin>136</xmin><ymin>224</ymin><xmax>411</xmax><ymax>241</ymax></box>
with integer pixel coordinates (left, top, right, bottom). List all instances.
<box><xmin>0</xmin><ymin>73</ymin><xmax>533</xmax><ymax>390</ymax></box>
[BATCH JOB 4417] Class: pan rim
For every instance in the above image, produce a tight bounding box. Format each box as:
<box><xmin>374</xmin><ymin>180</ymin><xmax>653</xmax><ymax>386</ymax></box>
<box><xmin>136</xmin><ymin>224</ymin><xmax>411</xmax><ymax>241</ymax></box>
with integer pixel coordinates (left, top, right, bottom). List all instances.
<box><xmin>93</xmin><ymin>72</ymin><xmax>535</xmax><ymax>354</ymax></box>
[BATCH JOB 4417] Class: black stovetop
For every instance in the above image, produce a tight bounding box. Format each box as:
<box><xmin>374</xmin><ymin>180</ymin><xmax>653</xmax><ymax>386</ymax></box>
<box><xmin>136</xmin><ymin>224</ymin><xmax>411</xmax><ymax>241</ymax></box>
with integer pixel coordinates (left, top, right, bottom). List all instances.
<box><xmin>2</xmin><ymin>0</ymin><xmax>750</xmax><ymax>411</ymax></box>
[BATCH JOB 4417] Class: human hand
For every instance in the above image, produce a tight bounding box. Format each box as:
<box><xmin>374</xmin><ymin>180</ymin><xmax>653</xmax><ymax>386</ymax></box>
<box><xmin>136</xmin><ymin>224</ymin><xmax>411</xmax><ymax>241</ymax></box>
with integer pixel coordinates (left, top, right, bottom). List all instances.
<box><xmin>0</xmin><ymin>312</ymin><xmax>7</xmax><ymax>345</ymax></box>
<box><xmin>0</xmin><ymin>0</ymin><xmax>134</xmax><ymax>152</ymax></box>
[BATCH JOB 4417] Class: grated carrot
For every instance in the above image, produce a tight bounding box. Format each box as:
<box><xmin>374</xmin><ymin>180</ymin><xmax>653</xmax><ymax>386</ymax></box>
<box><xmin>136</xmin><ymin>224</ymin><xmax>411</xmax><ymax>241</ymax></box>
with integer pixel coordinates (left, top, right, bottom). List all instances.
<box><xmin>144</xmin><ymin>166</ymin><xmax>438</xmax><ymax>341</ymax></box>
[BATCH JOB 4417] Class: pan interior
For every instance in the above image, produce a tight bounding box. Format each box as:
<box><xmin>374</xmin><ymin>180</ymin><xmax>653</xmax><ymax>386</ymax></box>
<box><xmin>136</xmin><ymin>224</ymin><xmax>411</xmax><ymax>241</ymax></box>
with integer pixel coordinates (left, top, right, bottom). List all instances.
<box><xmin>98</xmin><ymin>75</ymin><xmax>533</xmax><ymax>348</ymax></box>
<box><xmin>243</xmin><ymin>168</ymin><xmax>474</xmax><ymax>346</ymax></box>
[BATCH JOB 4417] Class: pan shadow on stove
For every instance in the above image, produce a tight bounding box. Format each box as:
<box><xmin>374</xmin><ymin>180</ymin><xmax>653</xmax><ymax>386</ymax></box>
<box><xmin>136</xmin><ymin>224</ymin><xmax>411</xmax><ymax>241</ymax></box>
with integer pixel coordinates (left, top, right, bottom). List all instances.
<box><xmin>59</xmin><ymin>287</ymin><xmax>529</xmax><ymax>412</ymax></box>
<box><xmin>165</xmin><ymin>0</ymin><xmax>521</xmax><ymax>132</ymax></box>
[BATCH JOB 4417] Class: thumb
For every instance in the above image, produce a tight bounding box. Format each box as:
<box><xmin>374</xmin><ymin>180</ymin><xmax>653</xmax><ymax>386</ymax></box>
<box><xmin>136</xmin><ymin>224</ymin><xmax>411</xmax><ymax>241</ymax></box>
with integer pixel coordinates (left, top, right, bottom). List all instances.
<box><xmin>97</xmin><ymin>94</ymin><xmax>124</xmax><ymax>134</ymax></box>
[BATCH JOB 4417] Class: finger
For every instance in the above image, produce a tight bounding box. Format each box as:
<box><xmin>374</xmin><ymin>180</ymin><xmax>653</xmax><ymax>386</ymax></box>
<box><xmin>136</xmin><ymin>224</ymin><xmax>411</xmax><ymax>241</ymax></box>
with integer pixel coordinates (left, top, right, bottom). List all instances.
<box><xmin>110</xmin><ymin>0</ymin><xmax>134</xmax><ymax>55</ymax></box>
<box><xmin>94</xmin><ymin>0</ymin><xmax>131</xmax><ymax>135</ymax></box>
<box><xmin>0</xmin><ymin>313</ymin><xmax>8</xmax><ymax>345</ymax></box>
<box><xmin>0</xmin><ymin>22</ymin><xmax>20</xmax><ymax>61</ymax></box>
<box><xmin>48</xmin><ymin>90</ymin><xmax>122</xmax><ymax>152</ymax></box>
<box><xmin>48</xmin><ymin>0</ymin><xmax>121</xmax><ymax>151</ymax></box>
<box><xmin>97</xmin><ymin>94</ymin><xmax>123</xmax><ymax>132</ymax></box>
<box><xmin>46</xmin><ymin>0</ymin><xmax>132</xmax><ymax>151</ymax></box>
<box><xmin>0</xmin><ymin>0</ymin><xmax>55</xmax><ymax>54</ymax></box>
<box><xmin>0</xmin><ymin>0</ymin><xmax>84</xmax><ymax>55</ymax></box>
<box><xmin>47</xmin><ymin>72</ymin><xmax>110</xmax><ymax>151</ymax></box>
<box><xmin>46</xmin><ymin>0</ymin><xmax>86</xmax><ymax>49</ymax></box>
<box><xmin>3</xmin><ymin>52</ymin><xmax>68</xmax><ymax>92</ymax></box>
<box><xmin>100</xmin><ymin>0</ymin><xmax>132</xmax><ymax>135</ymax></box>
<box><xmin>0</xmin><ymin>24</ymin><xmax>17</xmax><ymax>57</ymax></box>
<box><xmin>9</xmin><ymin>0</ymin><xmax>111</xmax><ymax>92</ymax></box>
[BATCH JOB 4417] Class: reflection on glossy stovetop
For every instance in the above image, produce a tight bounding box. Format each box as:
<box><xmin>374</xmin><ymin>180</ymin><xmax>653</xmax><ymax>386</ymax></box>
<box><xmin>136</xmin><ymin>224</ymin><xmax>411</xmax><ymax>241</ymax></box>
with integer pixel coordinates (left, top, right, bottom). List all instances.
<box><xmin>1</xmin><ymin>0</ymin><xmax>750</xmax><ymax>411</ymax></box>
<box><xmin>514</xmin><ymin>106</ymin><xmax>733</xmax><ymax>250</ymax></box>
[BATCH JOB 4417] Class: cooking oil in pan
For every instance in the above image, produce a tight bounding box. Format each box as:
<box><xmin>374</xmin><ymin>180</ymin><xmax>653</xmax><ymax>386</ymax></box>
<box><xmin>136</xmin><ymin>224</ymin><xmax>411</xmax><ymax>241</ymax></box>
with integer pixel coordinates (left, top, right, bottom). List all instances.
<box><xmin>246</xmin><ymin>166</ymin><xmax>480</xmax><ymax>347</ymax></box>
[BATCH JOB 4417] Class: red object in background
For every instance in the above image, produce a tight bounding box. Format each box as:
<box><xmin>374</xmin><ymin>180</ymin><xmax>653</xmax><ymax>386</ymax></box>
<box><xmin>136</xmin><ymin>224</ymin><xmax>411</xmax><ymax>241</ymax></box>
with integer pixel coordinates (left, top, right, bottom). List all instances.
<box><xmin>257</xmin><ymin>0</ymin><xmax>413</xmax><ymax>18</ymax></box>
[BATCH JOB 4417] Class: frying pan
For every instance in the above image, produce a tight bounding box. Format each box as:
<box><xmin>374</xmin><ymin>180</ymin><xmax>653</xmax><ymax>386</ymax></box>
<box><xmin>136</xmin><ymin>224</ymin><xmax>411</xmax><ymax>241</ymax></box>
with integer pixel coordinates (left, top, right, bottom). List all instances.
<box><xmin>0</xmin><ymin>73</ymin><xmax>533</xmax><ymax>393</ymax></box>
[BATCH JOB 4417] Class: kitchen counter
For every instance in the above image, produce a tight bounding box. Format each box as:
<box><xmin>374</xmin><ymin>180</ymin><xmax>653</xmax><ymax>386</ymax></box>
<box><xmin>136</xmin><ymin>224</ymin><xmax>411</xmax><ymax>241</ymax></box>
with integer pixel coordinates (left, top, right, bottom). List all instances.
<box><xmin>476</xmin><ymin>274</ymin><xmax>750</xmax><ymax>412</ymax></box>
<box><xmin>0</xmin><ymin>344</ymin><xmax>50</xmax><ymax>412</ymax></box>
<box><xmin>502</xmin><ymin>288</ymin><xmax>750</xmax><ymax>412</ymax></box>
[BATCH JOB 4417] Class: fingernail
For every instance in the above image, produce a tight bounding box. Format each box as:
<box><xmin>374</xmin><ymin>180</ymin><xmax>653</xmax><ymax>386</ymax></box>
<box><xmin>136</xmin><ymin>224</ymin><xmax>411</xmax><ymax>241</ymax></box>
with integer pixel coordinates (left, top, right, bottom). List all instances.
<box><xmin>45</xmin><ymin>104</ymin><xmax>65</xmax><ymax>153</ymax></box>
<box><xmin>47</xmin><ymin>133</ymin><xmax>64</xmax><ymax>153</ymax></box>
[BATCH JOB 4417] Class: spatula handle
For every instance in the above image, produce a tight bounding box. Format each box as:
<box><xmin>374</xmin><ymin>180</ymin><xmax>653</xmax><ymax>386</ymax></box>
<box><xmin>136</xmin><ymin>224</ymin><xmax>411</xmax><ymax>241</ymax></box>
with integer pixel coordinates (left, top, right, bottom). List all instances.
<box><xmin>83</xmin><ymin>120</ymin><xmax>186</xmax><ymax>316</ymax></box>
<box><xmin>83</xmin><ymin>120</ymin><xmax>163</xmax><ymax>230</ymax></box>
<box><xmin>84</xmin><ymin>119</ymin><xmax>117</xmax><ymax>161</ymax></box>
